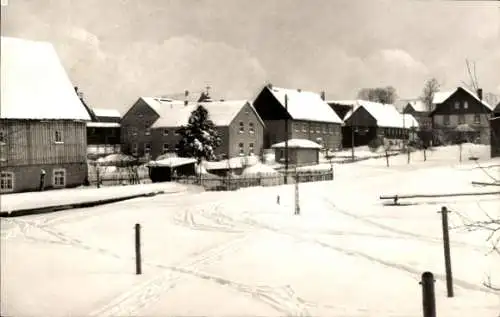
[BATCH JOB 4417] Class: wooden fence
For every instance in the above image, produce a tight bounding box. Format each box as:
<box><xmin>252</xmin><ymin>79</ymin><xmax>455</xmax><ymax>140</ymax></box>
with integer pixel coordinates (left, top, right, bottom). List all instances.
<box><xmin>174</xmin><ymin>170</ymin><xmax>334</xmax><ymax>191</ymax></box>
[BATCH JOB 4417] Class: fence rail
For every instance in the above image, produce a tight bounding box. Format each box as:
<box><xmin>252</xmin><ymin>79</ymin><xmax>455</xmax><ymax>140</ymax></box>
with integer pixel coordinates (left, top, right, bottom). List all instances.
<box><xmin>173</xmin><ymin>170</ymin><xmax>334</xmax><ymax>191</ymax></box>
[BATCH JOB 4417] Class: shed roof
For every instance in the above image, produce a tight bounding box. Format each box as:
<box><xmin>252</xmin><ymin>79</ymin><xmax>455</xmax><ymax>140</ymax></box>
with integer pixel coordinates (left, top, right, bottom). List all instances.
<box><xmin>1</xmin><ymin>37</ymin><xmax>91</xmax><ymax>121</ymax></box>
<box><xmin>271</xmin><ymin>139</ymin><xmax>322</xmax><ymax>149</ymax></box>
<box><xmin>147</xmin><ymin>157</ymin><xmax>197</xmax><ymax>168</ymax></box>
<box><xmin>267</xmin><ymin>87</ymin><xmax>343</xmax><ymax>124</ymax></box>
<box><xmin>92</xmin><ymin>107</ymin><xmax>121</xmax><ymax>119</ymax></box>
<box><xmin>344</xmin><ymin>100</ymin><xmax>419</xmax><ymax>129</ymax></box>
<box><xmin>147</xmin><ymin>99</ymin><xmax>261</xmax><ymax>128</ymax></box>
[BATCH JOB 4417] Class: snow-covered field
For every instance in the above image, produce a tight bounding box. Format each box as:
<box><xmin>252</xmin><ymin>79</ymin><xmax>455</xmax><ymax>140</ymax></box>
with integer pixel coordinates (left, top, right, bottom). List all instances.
<box><xmin>1</xmin><ymin>145</ymin><xmax>500</xmax><ymax>317</ymax></box>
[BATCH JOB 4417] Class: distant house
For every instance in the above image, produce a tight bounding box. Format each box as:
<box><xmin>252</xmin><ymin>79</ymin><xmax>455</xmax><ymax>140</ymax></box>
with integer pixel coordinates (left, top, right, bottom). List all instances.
<box><xmin>429</xmin><ymin>87</ymin><xmax>494</xmax><ymax>145</ymax></box>
<box><xmin>1</xmin><ymin>37</ymin><xmax>91</xmax><ymax>193</ymax></box>
<box><xmin>401</xmin><ymin>99</ymin><xmax>433</xmax><ymax>131</ymax></box>
<box><xmin>339</xmin><ymin>100</ymin><xmax>419</xmax><ymax>147</ymax></box>
<box><xmin>80</xmin><ymin>92</ymin><xmax>122</xmax><ymax>157</ymax></box>
<box><xmin>120</xmin><ymin>97</ymin><xmax>265</xmax><ymax>160</ymax></box>
<box><xmin>271</xmin><ymin>139</ymin><xmax>322</xmax><ymax>166</ymax></box>
<box><xmin>253</xmin><ymin>84</ymin><xmax>343</xmax><ymax>151</ymax></box>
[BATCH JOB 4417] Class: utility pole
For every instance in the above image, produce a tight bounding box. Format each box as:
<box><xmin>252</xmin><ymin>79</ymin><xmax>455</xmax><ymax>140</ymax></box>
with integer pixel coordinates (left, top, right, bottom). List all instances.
<box><xmin>351</xmin><ymin>103</ymin><xmax>355</xmax><ymax>161</ymax></box>
<box><xmin>284</xmin><ymin>94</ymin><xmax>289</xmax><ymax>184</ymax></box>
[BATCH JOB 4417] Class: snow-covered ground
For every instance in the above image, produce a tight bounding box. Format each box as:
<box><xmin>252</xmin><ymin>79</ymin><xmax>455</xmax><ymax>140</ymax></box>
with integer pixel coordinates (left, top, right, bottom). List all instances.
<box><xmin>1</xmin><ymin>145</ymin><xmax>499</xmax><ymax>316</ymax></box>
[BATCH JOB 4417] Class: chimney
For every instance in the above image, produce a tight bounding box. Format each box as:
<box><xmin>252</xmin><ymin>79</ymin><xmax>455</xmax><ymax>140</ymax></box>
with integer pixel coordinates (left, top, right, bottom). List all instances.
<box><xmin>477</xmin><ymin>88</ymin><xmax>483</xmax><ymax>101</ymax></box>
<box><xmin>321</xmin><ymin>91</ymin><xmax>326</xmax><ymax>101</ymax></box>
<box><xmin>297</xmin><ymin>88</ymin><xmax>302</xmax><ymax>92</ymax></box>
<box><xmin>267</xmin><ymin>83</ymin><xmax>273</xmax><ymax>89</ymax></box>
<box><xmin>220</xmin><ymin>98</ymin><xmax>225</xmax><ymax>102</ymax></box>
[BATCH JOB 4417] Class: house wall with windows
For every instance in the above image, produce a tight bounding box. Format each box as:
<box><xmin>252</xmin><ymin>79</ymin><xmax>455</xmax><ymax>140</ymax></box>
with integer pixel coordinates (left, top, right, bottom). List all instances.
<box><xmin>431</xmin><ymin>87</ymin><xmax>493</xmax><ymax>145</ymax></box>
<box><xmin>227</xmin><ymin>102</ymin><xmax>265</xmax><ymax>158</ymax></box>
<box><xmin>0</xmin><ymin>119</ymin><xmax>87</xmax><ymax>193</ymax></box>
<box><xmin>120</xmin><ymin>97</ymin><xmax>160</xmax><ymax>159</ymax></box>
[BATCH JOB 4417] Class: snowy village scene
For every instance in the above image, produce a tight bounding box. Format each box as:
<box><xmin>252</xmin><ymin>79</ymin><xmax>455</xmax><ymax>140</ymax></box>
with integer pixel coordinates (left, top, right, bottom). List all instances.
<box><xmin>1</xmin><ymin>0</ymin><xmax>500</xmax><ymax>316</ymax></box>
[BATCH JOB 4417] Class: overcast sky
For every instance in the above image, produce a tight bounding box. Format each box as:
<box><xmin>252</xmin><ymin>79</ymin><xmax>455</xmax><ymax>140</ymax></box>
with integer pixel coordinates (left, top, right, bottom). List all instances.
<box><xmin>1</xmin><ymin>0</ymin><xmax>499</xmax><ymax>113</ymax></box>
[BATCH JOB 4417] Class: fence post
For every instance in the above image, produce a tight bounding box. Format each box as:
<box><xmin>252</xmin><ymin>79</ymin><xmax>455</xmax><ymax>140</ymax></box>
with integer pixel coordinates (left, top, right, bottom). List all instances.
<box><xmin>135</xmin><ymin>223</ymin><xmax>142</xmax><ymax>275</ymax></box>
<box><xmin>439</xmin><ymin>206</ymin><xmax>454</xmax><ymax>297</ymax></box>
<box><xmin>420</xmin><ymin>271</ymin><xmax>436</xmax><ymax>317</ymax></box>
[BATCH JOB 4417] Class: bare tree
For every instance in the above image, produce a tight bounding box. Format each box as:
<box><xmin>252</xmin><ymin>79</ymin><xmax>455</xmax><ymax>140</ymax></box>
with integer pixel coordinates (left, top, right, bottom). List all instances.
<box><xmin>421</xmin><ymin>78</ymin><xmax>440</xmax><ymax>111</ymax></box>
<box><xmin>357</xmin><ymin>86</ymin><xmax>398</xmax><ymax>104</ymax></box>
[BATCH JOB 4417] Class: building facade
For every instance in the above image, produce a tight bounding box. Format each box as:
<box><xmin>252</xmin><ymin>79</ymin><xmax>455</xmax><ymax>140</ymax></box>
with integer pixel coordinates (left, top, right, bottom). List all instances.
<box><xmin>121</xmin><ymin>97</ymin><xmax>265</xmax><ymax>160</ymax></box>
<box><xmin>253</xmin><ymin>85</ymin><xmax>343</xmax><ymax>151</ymax></box>
<box><xmin>1</xmin><ymin>37</ymin><xmax>91</xmax><ymax>193</ymax></box>
<box><xmin>430</xmin><ymin>87</ymin><xmax>494</xmax><ymax>145</ymax></box>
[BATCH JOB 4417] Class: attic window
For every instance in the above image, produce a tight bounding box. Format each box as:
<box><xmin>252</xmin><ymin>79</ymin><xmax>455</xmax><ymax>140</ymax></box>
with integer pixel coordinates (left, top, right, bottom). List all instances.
<box><xmin>239</xmin><ymin>121</ymin><xmax>244</xmax><ymax>133</ymax></box>
<box><xmin>454</xmin><ymin>101</ymin><xmax>460</xmax><ymax>110</ymax></box>
<box><xmin>464</xmin><ymin>101</ymin><xmax>468</xmax><ymax>109</ymax></box>
<box><xmin>145</xmin><ymin>126</ymin><xmax>151</xmax><ymax>136</ymax></box>
<box><xmin>0</xmin><ymin>130</ymin><xmax>5</xmax><ymax>144</ymax></box>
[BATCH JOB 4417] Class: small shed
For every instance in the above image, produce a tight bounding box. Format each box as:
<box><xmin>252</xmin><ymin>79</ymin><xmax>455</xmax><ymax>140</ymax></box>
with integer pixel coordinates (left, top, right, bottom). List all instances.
<box><xmin>271</xmin><ymin>139</ymin><xmax>322</xmax><ymax>166</ymax></box>
<box><xmin>147</xmin><ymin>157</ymin><xmax>197</xmax><ymax>182</ymax></box>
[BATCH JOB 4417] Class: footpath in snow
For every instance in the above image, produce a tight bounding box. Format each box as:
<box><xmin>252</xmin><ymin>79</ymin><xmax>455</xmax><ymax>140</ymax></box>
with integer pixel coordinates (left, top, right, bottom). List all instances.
<box><xmin>0</xmin><ymin>183</ymin><xmax>191</xmax><ymax>216</ymax></box>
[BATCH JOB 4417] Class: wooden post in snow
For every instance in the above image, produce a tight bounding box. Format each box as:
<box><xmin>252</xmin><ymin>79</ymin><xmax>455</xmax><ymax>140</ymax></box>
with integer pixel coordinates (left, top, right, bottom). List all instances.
<box><xmin>420</xmin><ymin>271</ymin><xmax>436</xmax><ymax>317</ymax></box>
<box><xmin>439</xmin><ymin>206</ymin><xmax>454</xmax><ymax>297</ymax></box>
<box><xmin>135</xmin><ymin>223</ymin><xmax>142</xmax><ymax>275</ymax></box>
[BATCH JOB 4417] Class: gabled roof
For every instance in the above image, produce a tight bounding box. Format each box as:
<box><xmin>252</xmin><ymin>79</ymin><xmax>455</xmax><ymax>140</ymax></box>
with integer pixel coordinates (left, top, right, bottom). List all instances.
<box><xmin>432</xmin><ymin>86</ymin><xmax>494</xmax><ymax>111</ymax></box>
<box><xmin>405</xmin><ymin>99</ymin><xmax>428</xmax><ymax>112</ymax></box>
<box><xmin>266</xmin><ymin>87</ymin><xmax>343</xmax><ymax>124</ymax></box>
<box><xmin>0</xmin><ymin>37</ymin><xmax>90</xmax><ymax>121</ymax></box>
<box><xmin>344</xmin><ymin>100</ymin><xmax>419</xmax><ymax>128</ymax></box>
<box><xmin>432</xmin><ymin>91</ymin><xmax>454</xmax><ymax>104</ymax></box>
<box><xmin>146</xmin><ymin>99</ymin><xmax>263</xmax><ymax>128</ymax></box>
<box><xmin>92</xmin><ymin>108</ymin><xmax>121</xmax><ymax>119</ymax></box>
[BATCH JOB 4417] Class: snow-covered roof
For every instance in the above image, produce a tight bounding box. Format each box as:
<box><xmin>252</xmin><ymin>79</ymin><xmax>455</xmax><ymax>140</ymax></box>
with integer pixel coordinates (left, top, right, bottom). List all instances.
<box><xmin>344</xmin><ymin>100</ymin><xmax>419</xmax><ymax>129</ymax></box>
<box><xmin>1</xmin><ymin>37</ymin><xmax>91</xmax><ymax>120</ymax></box>
<box><xmin>204</xmin><ymin>157</ymin><xmax>245</xmax><ymax>170</ymax></box>
<box><xmin>86</xmin><ymin>121</ymin><xmax>121</xmax><ymax>128</ymax></box>
<box><xmin>92</xmin><ymin>108</ymin><xmax>121</xmax><ymax>118</ymax></box>
<box><xmin>148</xmin><ymin>99</ymin><xmax>260</xmax><ymax>128</ymax></box>
<box><xmin>432</xmin><ymin>91</ymin><xmax>454</xmax><ymax>104</ymax></box>
<box><xmin>267</xmin><ymin>87</ymin><xmax>343</xmax><ymax>124</ymax></box>
<box><xmin>147</xmin><ymin>157</ymin><xmax>197</xmax><ymax>168</ymax></box>
<box><xmin>431</xmin><ymin>87</ymin><xmax>494</xmax><ymax>111</ymax></box>
<box><xmin>327</xmin><ymin>100</ymin><xmax>357</xmax><ymax>106</ymax></box>
<box><xmin>271</xmin><ymin>139</ymin><xmax>322</xmax><ymax>149</ymax></box>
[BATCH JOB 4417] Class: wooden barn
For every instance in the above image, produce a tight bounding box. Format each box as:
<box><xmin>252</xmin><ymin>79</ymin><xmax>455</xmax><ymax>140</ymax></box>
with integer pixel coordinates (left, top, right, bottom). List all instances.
<box><xmin>253</xmin><ymin>84</ymin><xmax>344</xmax><ymax>151</ymax></box>
<box><xmin>339</xmin><ymin>100</ymin><xmax>419</xmax><ymax>147</ymax></box>
<box><xmin>0</xmin><ymin>37</ymin><xmax>91</xmax><ymax>193</ymax></box>
<box><xmin>271</xmin><ymin>139</ymin><xmax>322</xmax><ymax>166</ymax></box>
